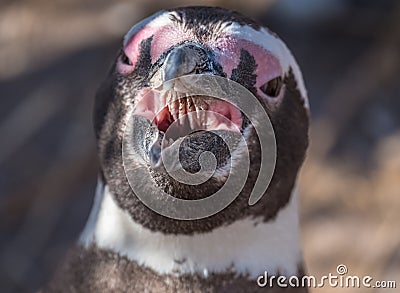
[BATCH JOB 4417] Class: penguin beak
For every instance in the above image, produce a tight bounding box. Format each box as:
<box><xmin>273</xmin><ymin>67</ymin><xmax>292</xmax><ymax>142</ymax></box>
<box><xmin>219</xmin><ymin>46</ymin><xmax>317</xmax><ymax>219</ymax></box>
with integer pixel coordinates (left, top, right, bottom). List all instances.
<box><xmin>160</xmin><ymin>42</ymin><xmax>218</xmax><ymax>82</ymax></box>
<box><xmin>138</xmin><ymin>42</ymin><xmax>242</xmax><ymax>134</ymax></box>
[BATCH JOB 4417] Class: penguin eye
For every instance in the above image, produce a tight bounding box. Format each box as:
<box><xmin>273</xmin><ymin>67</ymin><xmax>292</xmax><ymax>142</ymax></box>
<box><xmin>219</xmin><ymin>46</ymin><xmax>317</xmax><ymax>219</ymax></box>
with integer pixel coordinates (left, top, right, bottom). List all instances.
<box><xmin>120</xmin><ymin>51</ymin><xmax>133</xmax><ymax>66</ymax></box>
<box><xmin>260</xmin><ymin>76</ymin><xmax>283</xmax><ymax>98</ymax></box>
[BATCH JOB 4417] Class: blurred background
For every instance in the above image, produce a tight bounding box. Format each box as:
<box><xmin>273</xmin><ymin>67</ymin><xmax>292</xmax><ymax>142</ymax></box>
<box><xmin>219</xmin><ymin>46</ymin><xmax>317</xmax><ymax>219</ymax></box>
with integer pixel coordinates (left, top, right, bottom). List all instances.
<box><xmin>0</xmin><ymin>0</ymin><xmax>399</xmax><ymax>292</ymax></box>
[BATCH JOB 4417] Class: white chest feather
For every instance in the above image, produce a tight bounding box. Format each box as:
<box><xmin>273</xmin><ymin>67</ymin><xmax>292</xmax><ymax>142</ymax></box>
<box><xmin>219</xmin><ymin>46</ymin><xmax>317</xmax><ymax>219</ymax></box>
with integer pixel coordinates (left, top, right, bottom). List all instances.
<box><xmin>79</xmin><ymin>181</ymin><xmax>302</xmax><ymax>279</ymax></box>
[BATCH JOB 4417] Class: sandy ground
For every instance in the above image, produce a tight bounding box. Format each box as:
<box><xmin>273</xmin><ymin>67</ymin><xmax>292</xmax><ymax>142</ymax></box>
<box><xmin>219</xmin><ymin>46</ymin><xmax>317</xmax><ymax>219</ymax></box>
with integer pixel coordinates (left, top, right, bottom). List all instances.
<box><xmin>0</xmin><ymin>1</ymin><xmax>399</xmax><ymax>292</ymax></box>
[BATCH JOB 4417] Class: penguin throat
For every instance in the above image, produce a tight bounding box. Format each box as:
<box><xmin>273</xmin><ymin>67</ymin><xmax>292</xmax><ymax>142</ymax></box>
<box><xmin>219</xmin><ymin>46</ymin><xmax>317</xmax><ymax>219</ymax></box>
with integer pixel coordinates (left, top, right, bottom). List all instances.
<box><xmin>79</xmin><ymin>181</ymin><xmax>303</xmax><ymax>279</ymax></box>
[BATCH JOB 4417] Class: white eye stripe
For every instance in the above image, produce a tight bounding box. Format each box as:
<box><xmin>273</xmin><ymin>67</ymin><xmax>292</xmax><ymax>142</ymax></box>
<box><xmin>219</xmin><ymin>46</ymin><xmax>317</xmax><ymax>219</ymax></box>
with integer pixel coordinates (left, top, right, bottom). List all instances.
<box><xmin>123</xmin><ymin>11</ymin><xmax>172</xmax><ymax>47</ymax></box>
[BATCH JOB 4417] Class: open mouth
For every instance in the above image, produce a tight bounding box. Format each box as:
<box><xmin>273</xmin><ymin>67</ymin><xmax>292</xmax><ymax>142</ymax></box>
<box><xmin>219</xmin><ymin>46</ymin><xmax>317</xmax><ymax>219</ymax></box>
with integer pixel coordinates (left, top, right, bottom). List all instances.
<box><xmin>133</xmin><ymin>88</ymin><xmax>243</xmax><ymax>171</ymax></box>
<box><xmin>133</xmin><ymin>89</ymin><xmax>243</xmax><ymax>134</ymax></box>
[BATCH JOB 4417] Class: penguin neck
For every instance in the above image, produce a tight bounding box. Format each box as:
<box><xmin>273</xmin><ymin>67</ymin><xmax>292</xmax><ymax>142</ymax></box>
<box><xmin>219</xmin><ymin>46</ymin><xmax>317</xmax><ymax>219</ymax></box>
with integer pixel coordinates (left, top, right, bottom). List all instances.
<box><xmin>79</xmin><ymin>179</ymin><xmax>303</xmax><ymax>279</ymax></box>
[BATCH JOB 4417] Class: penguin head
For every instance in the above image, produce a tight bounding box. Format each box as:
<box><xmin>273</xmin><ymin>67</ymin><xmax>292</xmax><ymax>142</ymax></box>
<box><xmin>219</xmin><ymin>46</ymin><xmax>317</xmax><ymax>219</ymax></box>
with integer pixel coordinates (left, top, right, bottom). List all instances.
<box><xmin>94</xmin><ymin>6</ymin><xmax>310</xmax><ymax>234</ymax></box>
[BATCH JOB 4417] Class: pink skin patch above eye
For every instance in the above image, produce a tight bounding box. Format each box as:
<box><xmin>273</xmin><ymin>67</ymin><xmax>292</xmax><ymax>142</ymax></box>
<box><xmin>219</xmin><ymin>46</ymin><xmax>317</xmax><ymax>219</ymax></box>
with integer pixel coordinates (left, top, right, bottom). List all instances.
<box><xmin>212</xmin><ymin>35</ymin><xmax>283</xmax><ymax>98</ymax></box>
<box><xmin>117</xmin><ymin>24</ymin><xmax>195</xmax><ymax>74</ymax></box>
<box><xmin>117</xmin><ymin>25</ymin><xmax>158</xmax><ymax>74</ymax></box>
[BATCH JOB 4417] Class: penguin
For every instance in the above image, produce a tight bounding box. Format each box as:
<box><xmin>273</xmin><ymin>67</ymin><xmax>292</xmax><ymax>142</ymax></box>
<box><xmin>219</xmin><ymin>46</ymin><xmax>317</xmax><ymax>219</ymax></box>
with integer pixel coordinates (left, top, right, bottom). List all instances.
<box><xmin>45</xmin><ymin>6</ymin><xmax>310</xmax><ymax>293</ymax></box>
